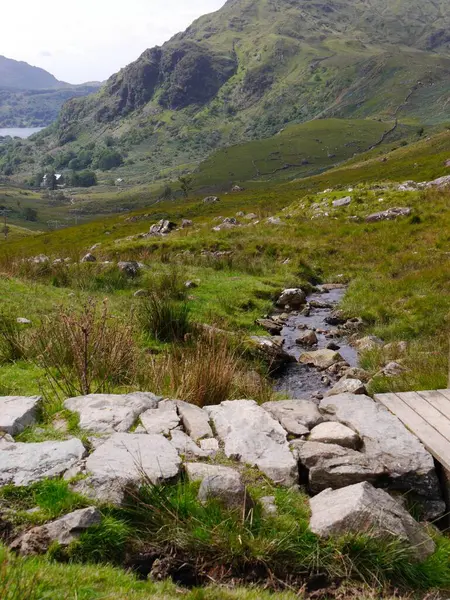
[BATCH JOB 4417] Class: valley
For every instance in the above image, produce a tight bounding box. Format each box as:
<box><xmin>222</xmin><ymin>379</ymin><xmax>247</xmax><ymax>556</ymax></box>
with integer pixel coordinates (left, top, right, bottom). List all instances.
<box><xmin>1</xmin><ymin>0</ymin><xmax>450</xmax><ymax>598</ymax></box>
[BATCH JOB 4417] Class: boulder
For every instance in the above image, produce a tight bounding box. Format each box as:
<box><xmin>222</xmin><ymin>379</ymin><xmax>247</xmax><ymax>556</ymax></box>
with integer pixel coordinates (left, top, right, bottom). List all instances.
<box><xmin>248</xmin><ymin>336</ymin><xmax>294</xmax><ymax>369</ymax></box>
<box><xmin>149</xmin><ymin>220</ymin><xmax>177</xmax><ymax>235</ymax></box>
<box><xmin>299</xmin><ymin>349</ymin><xmax>343</xmax><ymax>370</ymax></box>
<box><xmin>16</xmin><ymin>318</ymin><xmax>32</xmax><ymax>325</ymax></box>
<box><xmin>256</xmin><ymin>318</ymin><xmax>283</xmax><ymax>335</ymax></box>
<box><xmin>260</xmin><ymin>496</ymin><xmax>277</xmax><ymax>516</ymax></box>
<box><xmin>118</xmin><ymin>261</ymin><xmax>140</xmax><ymax>277</ymax></box>
<box><xmin>341</xmin><ymin>367</ymin><xmax>371</xmax><ymax>383</ymax></box>
<box><xmin>169</xmin><ymin>430</ymin><xmax>210</xmax><ymax>459</ymax></box>
<box><xmin>320</xmin><ymin>394</ymin><xmax>444</xmax><ymax>516</ymax></box>
<box><xmin>309</xmin><ymin>482</ymin><xmax>435</xmax><ymax>562</ymax></box>
<box><xmin>231</xmin><ymin>185</ymin><xmax>244</xmax><ymax>192</ymax></box>
<box><xmin>184</xmin><ymin>462</ymin><xmax>239</xmax><ymax>483</ymax></box>
<box><xmin>332</xmin><ymin>196</ymin><xmax>351</xmax><ymax>207</ymax></box>
<box><xmin>381</xmin><ymin>361</ymin><xmax>405</xmax><ymax>377</ymax></box>
<box><xmin>203</xmin><ymin>196</ymin><xmax>220</xmax><ymax>204</ymax></box>
<box><xmin>198</xmin><ymin>470</ymin><xmax>252</xmax><ymax>511</ymax></box>
<box><xmin>296</xmin><ymin>330</ymin><xmax>318</xmax><ymax>347</ymax></box>
<box><xmin>366</xmin><ymin>207</ymin><xmax>412</xmax><ymax>223</ymax></box>
<box><xmin>263</xmin><ymin>399</ymin><xmax>323</xmax><ymax>435</ymax></box>
<box><xmin>0</xmin><ymin>396</ymin><xmax>41</xmax><ymax>436</ymax></box>
<box><xmin>175</xmin><ymin>400</ymin><xmax>213</xmax><ymax>441</ymax></box>
<box><xmin>0</xmin><ymin>438</ymin><xmax>86</xmax><ymax>487</ymax></box>
<box><xmin>140</xmin><ymin>400</ymin><xmax>180</xmax><ymax>435</ymax></box>
<box><xmin>82</xmin><ymin>433</ymin><xmax>181</xmax><ymax>503</ymax></box>
<box><xmin>353</xmin><ymin>335</ymin><xmax>384</xmax><ymax>352</ymax></box>
<box><xmin>81</xmin><ymin>253</ymin><xmax>96</xmax><ymax>263</ymax></box>
<box><xmin>326</xmin><ymin>378</ymin><xmax>366</xmax><ymax>396</ymax></box>
<box><xmin>425</xmin><ymin>174</ymin><xmax>450</xmax><ymax>188</ymax></box>
<box><xmin>199</xmin><ymin>438</ymin><xmax>219</xmax><ymax>457</ymax></box>
<box><xmin>181</xmin><ymin>219</ymin><xmax>193</xmax><ymax>228</ymax></box>
<box><xmin>206</xmin><ymin>400</ymin><xmax>297</xmax><ymax>486</ymax></box>
<box><xmin>296</xmin><ymin>441</ymin><xmax>385</xmax><ymax>493</ymax></box>
<box><xmin>30</xmin><ymin>254</ymin><xmax>49</xmax><ymax>264</ymax></box>
<box><xmin>64</xmin><ymin>392</ymin><xmax>161</xmax><ymax>433</ymax></box>
<box><xmin>308</xmin><ymin>422</ymin><xmax>360</xmax><ymax>449</ymax></box>
<box><xmin>266</xmin><ymin>216</ymin><xmax>284</xmax><ymax>225</ymax></box>
<box><xmin>277</xmin><ymin>288</ymin><xmax>306</xmax><ymax>309</ymax></box>
<box><xmin>324</xmin><ymin>310</ymin><xmax>346</xmax><ymax>326</ymax></box>
<box><xmin>11</xmin><ymin>507</ymin><xmax>101</xmax><ymax>556</ymax></box>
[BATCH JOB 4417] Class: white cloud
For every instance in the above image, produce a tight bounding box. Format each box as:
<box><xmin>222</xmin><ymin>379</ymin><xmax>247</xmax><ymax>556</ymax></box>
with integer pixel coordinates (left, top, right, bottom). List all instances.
<box><xmin>1</xmin><ymin>0</ymin><xmax>227</xmax><ymax>83</ymax></box>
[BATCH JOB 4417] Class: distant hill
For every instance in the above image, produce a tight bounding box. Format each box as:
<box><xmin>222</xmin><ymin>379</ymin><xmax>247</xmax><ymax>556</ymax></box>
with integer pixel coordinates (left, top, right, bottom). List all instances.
<box><xmin>0</xmin><ymin>55</ymin><xmax>63</xmax><ymax>90</ymax></box>
<box><xmin>0</xmin><ymin>56</ymin><xmax>101</xmax><ymax>127</ymax></box>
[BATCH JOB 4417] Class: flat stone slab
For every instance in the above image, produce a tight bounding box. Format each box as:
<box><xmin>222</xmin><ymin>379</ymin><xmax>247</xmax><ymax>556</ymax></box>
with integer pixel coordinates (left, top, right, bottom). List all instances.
<box><xmin>64</xmin><ymin>392</ymin><xmax>161</xmax><ymax>433</ymax></box>
<box><xmin>206</xmin><ymin>400</ymin><xmax>297</xmax><ymax>486</ymax></box>
<box><xmin>310</xmin><ymin>482</ymin><xmax>435</xmax><ymax>562</ymax></box>
<box><xmin>263</xmin><ymin>399</ymin><xmax>323</xmax><ymax>435</ymax></box>
<box><xmin>0</xmin><ymin>396</ymin><xmax>41</xmax><ymax>435</ymax></box>
<box><xmin>175</xmin><ymin>401</ymin><xmax>213</xmax><ymax>441</ymax></box>
<box><xmin>170</xmin><ymin>430</ymin><xmax>210</xmax><ymax>458</ymax></box>
<box><xmin>308</xmin><ymin>422</ymin><xmax>360</xmax><ymax>449</ymax></box>
<box><xmin>83</xmin><ymin>433</ymin><xmax>181</xmax><ymax>503</ymax></box>
<box><xmin>140</xmin><ymin>400</ymin><xmax>180</xmax><ymax>435</ymax></box>
<box><xmin>184</xmin><ymin>462</ymin><xmax>241</xmax><ymax>483</ymax></box>
<box><xmin>0</xmin><ymin>438</ymin><xmax>86</xmax><ymax>487</ymax></box>
<box><xmin>320</xmin><ymin>394</ymin><xmax>443</xmax><ymax>506</ymax></box>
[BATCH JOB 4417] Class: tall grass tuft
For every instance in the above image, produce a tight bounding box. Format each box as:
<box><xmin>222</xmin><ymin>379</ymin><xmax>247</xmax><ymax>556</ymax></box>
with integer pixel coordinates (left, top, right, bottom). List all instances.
<box><xmin>143</xmin><ymin>332</ymin><xmax>273</xmax><ymax>406</ymax></box>
<box><xmin>138</xmin><ymin>293</ymin><xmax>191</xmax><ymax>343</ymax></box>
<box><xmin>34</xmin><ymin>299</ymin><xmax>138</xmax><ymax>397</ymax></box>
<box><xmin>0</xmin><ymin>312</ymin><xmax>29</xmax><ymax>363</ymax></box>
<box><xmin>0</xmin><ymin>546</ymin><xmax>39</xmax><ymax>600</ymax></box>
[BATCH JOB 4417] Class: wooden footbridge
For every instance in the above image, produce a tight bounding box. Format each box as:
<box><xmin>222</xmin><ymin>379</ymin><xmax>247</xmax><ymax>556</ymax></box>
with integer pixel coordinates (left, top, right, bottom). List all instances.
<box><xmin>376</xmin><ymin>390</ymin><xmax>450</xmax><ymax>471</ymax></box>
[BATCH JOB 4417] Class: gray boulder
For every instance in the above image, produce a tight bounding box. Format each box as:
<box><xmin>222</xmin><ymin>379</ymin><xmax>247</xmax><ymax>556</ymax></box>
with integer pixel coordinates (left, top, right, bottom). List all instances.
<box><xmin>366</xmin><ymin>207</ymin><xmax>412</xmax><ymax>223</ymax></box>
<box><xmin>256</xmin><ymin>318</ymin><xmax>283</xmax><ymax>335</ymax></box>
<box><xmin>353</xmin><ymin>335</ymin><xmax>384</xmax><ymax>352</ymax></box>
<box><xmin>0</xmin><ymin>438</ymin><xmax>86</xmax><ymax>487</ymax></box>
<box><xmin>277</xmin><ymin>288</ymin><xmax>306</xmax><ymax>309</ymax></box>
<box><xmin>206</xmin><ymin>400</ymin><xmax>297</xmax><ymax>486</ymax></box>
<box><xmin>0</xmin><ymin>396</ymin><xmax>41</xmax><ymax>435</ymax></box>
<box><xmin>203</xmin><ymin>196</ymin><xmax>220</xmax><ymax>204</ymax></box>
<box><xmin>299</xmin><ymin>349</ymin><xmax>343</xmax><ymax>370</ymax></box>
<box><xmin>333</xmin><ymin>196</ymin><xmax>351</xmax><ymax>207</ymax></box>
<box><xmin>175</xmin><ymin>400</ymin><xmax>213</xmax><ymax>441</ymax></box>
<box><xmin>263</xmin><ymin>399</ymin><xmax>323</xmax><ymax>435</ymax></box>
<box><xmin>82</xmin><ymin>433</ymin><xmax>181</xmax><ymax>504</ymax></box>
<box><xmin>64</xmin><ymin>392</ymin><xmax>161</xmax><ymax>433</ymax></box>
<box><xmin>326</xmin><ymin>378</ymin><xmax>366</xmax><ymax>396</ymax></box>
<box><xmin>249</xmin><ymin>336</ymin><xmax>294</xmax><ymax>369</ymax></box>
<box><xmin>81</xmin><ymin>253</ymin><xmax>96</xmax><ymax>263</ymax></box>
<box><xmin>169</xmin><ymin>430</ymin><xmax>210</xmax><ymax>459</ymax></box>
<box><xmin>320</xmin><ymin>394</ymin><xmax>444</xmax><ymax>516</ymax></box>
<box><xmin>198</xmin><ymin>471</ymin><xmax>252</xmax><ymax>511</ymax></box>
<box><xmin>309</xmin><ymin>482</ymin><xmax>435</xmax><ymax>562</ymax></box>
<box><xmin>140</xmin><ymin>400</ymin><xmax>180</xmax><ymax>435</ymax></box>
<box><xmin>11</xmin><ymin>507</ymin><xmax>101</xmax><ymax>555</ymax></box>
<box><xmin>296</xmin><ymin>330</ymin><xmax>318</xmax><ymax>347</ymax></box>
<box><xmin>118</xmin><ymin>261</ymin><xmax>140</xmax><ymax>277</ymax></box>
<box><xmin>296</xmin><ymin>441</ymin><xmax>385</xmax><ymax>493</ymax></box>
<box><xmin>308</xmin><ymin>422</ymin><xmax>360</xmax><ymax>449</ymax></box>
<box><xmin>149</xmin><ymin>220</ymin><xmax>176</xmax><ymax>235</ymax></box>
<box><xmin>185</xmin><ymin>462</ymin><xmax>238</xmax><ymax>483</ymax></box>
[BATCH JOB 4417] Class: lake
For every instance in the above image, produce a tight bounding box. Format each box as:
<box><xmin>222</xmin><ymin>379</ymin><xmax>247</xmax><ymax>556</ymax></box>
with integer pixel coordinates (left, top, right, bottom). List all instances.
<box><xmin>0</xmin><ymin>127</ymin><xmax>43</xmax><ymax>139</ymax></box>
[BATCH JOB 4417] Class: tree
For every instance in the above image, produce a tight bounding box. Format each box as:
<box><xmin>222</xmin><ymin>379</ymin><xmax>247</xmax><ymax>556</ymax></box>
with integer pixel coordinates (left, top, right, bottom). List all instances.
<box><xmin>70</xmin><ymin>170</ymin><xmax>97</xmax><ymax>188</ymax></box>
<box><xmin>96</xmin><ymin>148</ymin><xmax>123</xmax><ymax>171</ymax></box>
<box><xmin>23</xmin><ymin>207</ymin><xmax>38</xmax><ymax>222</ymax></box>
<box><xmin>179</xmin><ymin>175</ymin><xmax>193</xmax><ymax>199</ymax></box>
<box><xmin>45</xmin><ymin>170</ymin><xmax>57</xmax><ymax>190</ymax></box>
<box><xmin>159</xmin><ymin>185</ymin><xmax>173</xmax><ymax>200</ymax></box>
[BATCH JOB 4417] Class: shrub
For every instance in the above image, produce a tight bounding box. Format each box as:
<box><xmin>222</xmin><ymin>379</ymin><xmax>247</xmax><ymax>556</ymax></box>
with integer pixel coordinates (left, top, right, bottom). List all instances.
<box><xmin>34</xmin><ymin>299</ymin><xmax>137</xmax><ymax>396</ymax></box>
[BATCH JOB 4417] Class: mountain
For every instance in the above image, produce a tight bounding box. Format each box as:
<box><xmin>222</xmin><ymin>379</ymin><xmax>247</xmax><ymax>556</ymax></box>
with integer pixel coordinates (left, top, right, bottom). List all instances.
<box><xmin>0</xmin><ymin>56</ymin><xmax>102</xmax><ymax>127</ymax></box>
<box><xmin>7</xmin><ymin>0</ymin><xmax>450</xmax><ymax>183</ymax></box>
<box><xmin>0</xmin><ymin>55</ymin><xmax>63</xmax><ymax>90</ymax></box>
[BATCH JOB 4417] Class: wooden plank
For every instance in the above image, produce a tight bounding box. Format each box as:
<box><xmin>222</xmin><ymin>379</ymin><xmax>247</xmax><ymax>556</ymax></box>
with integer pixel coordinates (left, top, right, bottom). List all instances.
<box><xmin>417</xmin><ymin>390</ymin><xmax>450</xmax><ymax>422</ymax></box>
<box><xmin>438</xmin><ymin>390</ymin><xmax>450</xmax><ymax>402</ymax></box>
<box><xmin>375</xmin><ymin>392</ymin><xmax>450</xmax><ymax>472</ymax></box>
<box><xmin>398</xmin><ymin>391</ymin><xmax>450</xmax><ymax>444</ymax></box>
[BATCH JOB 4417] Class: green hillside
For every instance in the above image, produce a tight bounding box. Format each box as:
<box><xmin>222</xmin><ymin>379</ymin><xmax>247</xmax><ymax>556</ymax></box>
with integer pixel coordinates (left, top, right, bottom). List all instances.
<box><xmin>3</xmin><ymin>0</ymin><xmax>450</xmax><ymax>186</ymax></box>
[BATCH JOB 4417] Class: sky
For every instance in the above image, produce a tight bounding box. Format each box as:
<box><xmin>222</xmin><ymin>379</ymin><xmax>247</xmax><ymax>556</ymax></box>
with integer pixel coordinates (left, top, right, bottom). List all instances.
<box><xmin>1</xmin><ymin>0</ymin><xmax>227</xmax><ymax>84</ymax></box>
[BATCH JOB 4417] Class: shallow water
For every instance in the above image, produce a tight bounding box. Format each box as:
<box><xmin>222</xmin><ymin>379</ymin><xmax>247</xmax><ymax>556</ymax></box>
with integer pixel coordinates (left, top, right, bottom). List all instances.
<box><xmin>273</xmin><ymin>286</ymin><xmax>358</xmax><ymax>399</ymax></box>
<box><xmin>0</xmin><ymin>127</ymin><xmax>43</xmax><ymax>139</ymax></box>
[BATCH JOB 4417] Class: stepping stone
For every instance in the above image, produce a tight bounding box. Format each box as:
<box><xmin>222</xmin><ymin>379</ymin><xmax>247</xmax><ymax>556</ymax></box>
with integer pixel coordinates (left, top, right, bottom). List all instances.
<box><xmin>206</xmin><ymin>400</ymin><xmax>297</xmax><ymax>486</ymax></box>
<box><xmin>175</xmin><ymin>400</ymin><xmax>213</xmax><ymax>441</ymax></box>
<box><xmin>0</xmin><ymin>396</ymin><xmax>41</xmax><ymax>435</ymax></box>
<box><xmin>0</xmin><ymin>438</ymin><xmax>86</xmax><ymax>487</ymax></box>
<box><xmin>81</xmin><ymin>433</ymin><xmax>181</xmax><ymax>504</ymax></box>
<box><xmin>64</xmin><ymin>392</ymin><xmax>161</xmax><ymax>433</ymax></box>
<box><xmin>308</xmin><ymin>422</ymin><xmax>360</xmax><ymax>449</ymax></box>
<box><xmin>263</xmin><ymin>399</ymin><xmax>323</xmax><ymax>435</ymax></box>
<box><xmin>140</xmin><ymin>400</ymin><xmax>180</xmax><ymax>435</ymax></box>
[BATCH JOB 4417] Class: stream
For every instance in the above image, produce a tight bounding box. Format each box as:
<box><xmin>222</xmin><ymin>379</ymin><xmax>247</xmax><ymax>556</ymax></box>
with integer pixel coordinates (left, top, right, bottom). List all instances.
<box><xmin>273</xmin><ymin>286</ymin><xmax>359</xmax><ymax>399</ymax></box>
